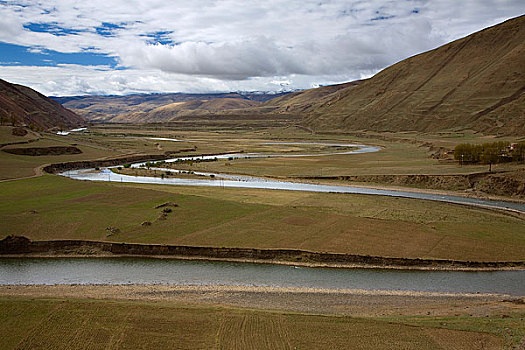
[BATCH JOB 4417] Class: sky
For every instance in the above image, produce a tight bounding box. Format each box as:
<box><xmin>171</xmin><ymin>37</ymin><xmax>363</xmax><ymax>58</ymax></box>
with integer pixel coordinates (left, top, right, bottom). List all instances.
<box><xmin>0</xmin><ymin>1</ymin><xmax>523</xmax><ymax>96</ymax></box>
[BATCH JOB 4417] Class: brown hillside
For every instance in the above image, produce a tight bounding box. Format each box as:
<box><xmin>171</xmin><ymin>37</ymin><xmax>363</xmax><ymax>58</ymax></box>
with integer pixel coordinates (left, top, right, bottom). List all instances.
<box><xmin>0</xmin><ymin>79</ymin><xmax>85</xmax><ymax>129</ymax></box>
<box><xmin>266</xmin><ymin>81</ymin><xmax>362</xmax><ymax>113</ymax></box>
<box><xmin>111</xmin><ymin>97</ymin><xmax>260</xmax><ymax>123</ymax></box>
<box><xmin>278</xmin><ymin>16</ymin><xmax>525</xmax><ymax>135</ymax></box>
<box><xmin>57</xmin><ymin>92</ymin><xmax>282</xmax><ymax>122</ymax></box>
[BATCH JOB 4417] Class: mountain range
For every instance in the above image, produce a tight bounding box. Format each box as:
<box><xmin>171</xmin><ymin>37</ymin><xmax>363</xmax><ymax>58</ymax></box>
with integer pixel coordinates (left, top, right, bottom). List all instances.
<box><xmin>1</xmin><ymin>15</ymin><xmax>523</xmax><ymax>135</ymax></box>
<box><xmin>53</xmin><ymin>92</ymin><xmax>288</xmax><ymax>123</ymax></box>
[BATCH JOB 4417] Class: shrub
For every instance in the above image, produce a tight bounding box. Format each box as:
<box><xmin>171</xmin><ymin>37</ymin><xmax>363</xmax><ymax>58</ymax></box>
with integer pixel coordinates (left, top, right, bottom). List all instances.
<box><xmin>454</xmin><ymin>141</ymin><xmax>524</xmax><ymax>164</ymax></box>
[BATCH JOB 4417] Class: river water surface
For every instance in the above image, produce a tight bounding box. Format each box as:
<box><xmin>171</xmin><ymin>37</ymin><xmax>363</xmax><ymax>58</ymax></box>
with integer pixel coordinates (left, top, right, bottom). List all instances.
<box><xmin>1</xmin><ymin>258</ymin><xmax>523</xmax><ymax>295</ymax></box>
<box><xmin>60</xmin><ymin>142</ymin><xmax>525</xmax><ymax>213</ymax></box>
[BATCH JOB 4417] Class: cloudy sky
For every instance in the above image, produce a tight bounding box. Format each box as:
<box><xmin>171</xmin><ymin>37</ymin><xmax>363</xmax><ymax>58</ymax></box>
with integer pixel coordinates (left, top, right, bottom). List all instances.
<box><xmin>0</xmin><ymin>1</ymin><xmax>523</xmax><ymax>96</ymax></box>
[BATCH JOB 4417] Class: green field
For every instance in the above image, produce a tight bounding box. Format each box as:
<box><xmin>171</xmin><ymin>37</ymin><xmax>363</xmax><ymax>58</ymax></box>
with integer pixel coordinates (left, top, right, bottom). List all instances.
<box><xmin>1</xmin><ymin>125</ymin><xmax>524</xmax><ymax>261</ymax></box>
<box><xmin>1</xmin><ymin>125</ymin><xmax>524</xmax><ymax>349</ymax></box>
<box><xmin>0</xmin><ymin>297</ymin><xmax>507</xmax><ymax>350</ymax></box>
<box><xmin>0</xmin><ymin>126</ymin><xmax>39</xmax><ymax>145</ymax></box>
<box><xmin>1</xmin><ymin>174</ymin><xmax>524</xmax><ymax>261</ymax></box>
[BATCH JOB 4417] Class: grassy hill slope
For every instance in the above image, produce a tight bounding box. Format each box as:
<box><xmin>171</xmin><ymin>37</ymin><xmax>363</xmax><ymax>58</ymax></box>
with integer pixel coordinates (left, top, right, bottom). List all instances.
<box><xmin>0</xmin><ymin>79</ymin><xmax>85</xmax><ymax>130</ymax></box>
<box><xmin>269</xmin><ymin>16</ymin><xmax>525</xmax><ymax>135</ymax></box>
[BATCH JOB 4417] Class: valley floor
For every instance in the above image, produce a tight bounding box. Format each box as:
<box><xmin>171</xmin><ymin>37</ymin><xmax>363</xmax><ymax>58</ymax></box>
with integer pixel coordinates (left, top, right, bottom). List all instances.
<box><xmin>1</xmin><ymin>124</ymin><xmax>524</xmax><ymax>348</ymax></box>
<box><xmin>1</xmin><ymin>285</ymin><xmax>524</xmax><ymax>349</ymax></box>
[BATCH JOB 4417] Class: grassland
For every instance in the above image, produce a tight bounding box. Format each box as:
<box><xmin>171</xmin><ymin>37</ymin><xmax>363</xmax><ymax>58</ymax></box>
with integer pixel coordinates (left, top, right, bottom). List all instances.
<box><xmin>1</xmin><ymin>124</ymin><xmax>524</xmax><ymax>261</ymax></box>
<box><xmin>1</xmin><ymin>123</ymin><xmax>524</xmax><ymax>349</ymax></box>
<box><xmin>0</xmin><ymin>296</ymin><xmax>509</xmax><ymax>350</ymax></box>
<box><xmin>0</xmin><ymin>126</ymin><xmax>39</xmax><ymax>145</ymax></box>
<box><xmin>0</xmin><ymin>126</ymin><xmax>201</xmax><ymax>180</ymax></box>
<box><xmin>2</xmin><ymin>174</ymin><xmax>524</xmax><ymax>261</ymax></box>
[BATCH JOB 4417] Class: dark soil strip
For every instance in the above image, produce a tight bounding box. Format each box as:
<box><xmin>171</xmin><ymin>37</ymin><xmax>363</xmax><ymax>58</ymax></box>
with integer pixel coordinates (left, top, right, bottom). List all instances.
<box><xmin>3</xmin><ymin>146</ymin><xmax>82</xmax><ymax>156</ymax></box>
<box><xmin>0</xmin><ymin>137</ymin><xmax>40</xmax><ymax>148</ymax></box>
<box><xmin>1</xmin><ymin>236</ymin><xmax>523</xmax><ymax>270</ymax></box>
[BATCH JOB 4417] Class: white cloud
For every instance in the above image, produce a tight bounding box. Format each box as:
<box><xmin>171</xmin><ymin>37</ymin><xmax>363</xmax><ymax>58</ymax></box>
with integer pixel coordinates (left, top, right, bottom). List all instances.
<box><xmin>0</xmin><ymin>64</ymin><xmax>355</xmax><ymax>96</ymax></box>
<box><xmin>0</xmin><ymin>0</ymin><xmax>523</xmax><ymax>95</ymax></box>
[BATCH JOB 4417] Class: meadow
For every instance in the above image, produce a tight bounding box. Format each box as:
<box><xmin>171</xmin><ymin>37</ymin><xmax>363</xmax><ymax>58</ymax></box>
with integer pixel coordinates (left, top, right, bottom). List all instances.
<box><xmin>1</xmin><ymin>174</ymin><xmax>524</xmax><ymax>261</ymax></box>
<box><xmin>1</xmin><ymin>123</ymin><xmax>524</xmax><ymax>349</ymax></box>
<box><xmin>0</xmin><ymin>296</ymin><xmax>509</xmax><ymax>350</ymax></box>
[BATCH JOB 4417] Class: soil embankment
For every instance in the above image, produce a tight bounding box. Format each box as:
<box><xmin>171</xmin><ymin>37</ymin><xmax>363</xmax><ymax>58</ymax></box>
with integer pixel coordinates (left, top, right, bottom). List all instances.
<box><xmin>43</xmin><ymin>153</ymin><xmax>168</xmax><ymax>173</ymax></box>
<box><xmin>1</xmin><ymin>236</ymin><xmax>523</xmax><ymax>270</ymax></box>
<box><xmin>299</xmin><ymin>170</ymin><xmax>525</xmax><ymax>199</ymax></box>
<box><xmin>3</xmin><ymin>146</ymin><xmax>82</xmax><ymax>156</ymax></box>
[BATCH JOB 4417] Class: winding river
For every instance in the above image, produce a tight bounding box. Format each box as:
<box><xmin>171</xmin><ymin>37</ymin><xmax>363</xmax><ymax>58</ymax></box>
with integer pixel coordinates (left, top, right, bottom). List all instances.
<box><xmin>6</xmin><ymin>141</ymin><xmax>522</xmax><ymax>293</ymax></box>
<box><xmin>60</xmin><ymin>142</ymin><xmax>525</xmax><ymax>213</ymax></box>
<box><xmin>1</xmin><ymin>257</ymin><xmax>524</xmax><ymax>295</ymax></box>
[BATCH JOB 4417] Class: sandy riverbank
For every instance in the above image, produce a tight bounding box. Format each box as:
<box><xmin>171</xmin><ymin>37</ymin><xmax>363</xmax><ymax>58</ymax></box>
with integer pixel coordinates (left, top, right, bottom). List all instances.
<box><xmin>1</xmin><ymin>284</ymin><xmax>523</xmax><ymax>317</ymax></box>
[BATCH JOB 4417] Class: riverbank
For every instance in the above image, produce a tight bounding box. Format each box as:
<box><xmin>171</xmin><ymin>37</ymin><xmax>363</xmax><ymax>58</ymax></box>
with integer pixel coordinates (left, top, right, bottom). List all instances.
<box><xmin>295</xmin><ymin>170</ymin><xmax>525</xmax><ymax>202</ymax></box>
<box><xmin>1</xmin><ymin>284</ymin><xmax>522</xmax><ymax>317</ymax></box>
<box><xmin>48</xmin><ymin>148</ymin><xmax>525</xmax><ymax>208</ymax></box>
<box><xmin>2</xmin><ymin>236</ymin><xmax>524</xmax><ymax>271</ymax></box>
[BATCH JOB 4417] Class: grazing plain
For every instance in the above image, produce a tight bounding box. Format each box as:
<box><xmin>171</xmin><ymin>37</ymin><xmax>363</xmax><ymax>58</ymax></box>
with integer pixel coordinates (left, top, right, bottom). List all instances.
<box><xmin>1</xmin><ymin>174</ymin><xmax>525</xmax><ymax>261</ymax></box>
<box><xmin>0</xmin><ymin>295</ymin><xmax>515</xmax><ymax>350</ymax></box>
<box><xmin>1</xmin><ymin>123</ymin><xmax>524</xmax><ymax>349</ymax></box>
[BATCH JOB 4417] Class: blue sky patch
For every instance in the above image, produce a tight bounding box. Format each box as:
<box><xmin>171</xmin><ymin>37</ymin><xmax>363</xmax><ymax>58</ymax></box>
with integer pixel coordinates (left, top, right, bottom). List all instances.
<box><xmin>24</xmin><ymin>22</ymin><xmax>85</xmax><ymax>36</ymax></box>
<box><xmin>0</xmin><ymin>42</ymin><xmax>117</xmax><ymax>67</ymax></box>
<box><xmin>142</xmin><ymin>31</ymin><xmax>175</xmax><ymax>45</ymax></box>
<box><xmin>371</xmin><ymin>15</ymin><xmax>395</xmax><ymax>21</ymax></box>
<box><xmin>95</xmin><ymin>22</ymin><xmax>125</xmax><ymax>37</ymax></box>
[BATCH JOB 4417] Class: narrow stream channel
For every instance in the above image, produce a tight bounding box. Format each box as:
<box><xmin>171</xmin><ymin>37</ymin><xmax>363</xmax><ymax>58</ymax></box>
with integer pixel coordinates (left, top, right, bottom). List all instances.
<box><xmin>1</xmin><ymin>258</ymin><xmax>524</xmax><ymax>295</ymax></box>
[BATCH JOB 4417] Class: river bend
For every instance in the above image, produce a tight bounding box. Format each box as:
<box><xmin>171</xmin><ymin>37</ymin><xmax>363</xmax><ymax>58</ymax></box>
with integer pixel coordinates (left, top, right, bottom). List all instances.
<box><xmin>59</xmin><ymin>142</ymin><xmax>525</xmax><ymax>213</ymax></box>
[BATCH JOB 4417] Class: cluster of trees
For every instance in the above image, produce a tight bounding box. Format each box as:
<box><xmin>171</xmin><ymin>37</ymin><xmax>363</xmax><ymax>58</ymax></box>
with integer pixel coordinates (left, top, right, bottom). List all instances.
<box><xmin>454</xmin><ymin>141</ymin><xmax>525</xmax><ymax>164</ymax></box>
<box><xmin>172</xmin><ymin>157</ymin><xmax>219</xmax><ymax>164</ymax></box>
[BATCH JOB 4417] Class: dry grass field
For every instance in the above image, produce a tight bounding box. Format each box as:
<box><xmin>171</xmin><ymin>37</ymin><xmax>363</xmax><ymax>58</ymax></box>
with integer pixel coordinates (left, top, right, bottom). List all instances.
<box><xmin>1</xmin><ymin>124</ymin><xmax>524</xmax><ymax>261</ymax></box>
<box><xmin>1</xmin><ymin>174</ymin><xmax>524</xmax><ymax>261</ymax></box>
<box><xmin>0</xmin><ymin>296</ymin><xmax>506</xmax><ymax>350</ymax></box>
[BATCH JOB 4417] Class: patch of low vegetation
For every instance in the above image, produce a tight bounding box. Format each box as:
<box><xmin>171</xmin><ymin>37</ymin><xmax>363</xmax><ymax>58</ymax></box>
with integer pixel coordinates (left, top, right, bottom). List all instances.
<box><xmin>105</xmin><ymin>226</ymin><xmax>120</xmax><ymax>236</ymax></box>
<box><xmin>11</xmin><ymin>127</ymin><xmax>27</xmax><ymax>137</ymax></box>
<box><xmin>155</xmin><ymin>202</ymin><xmax>179</xmax><ymax>209</ymax></box>
<box><xmin>113</xmin><ymin>166</ymin><xmax>215</xmax><ymax>180</ymax></box>
<box><xmin>454</xmin><ymin>141</ymin><xmax>525</xmax><ymax>164</ymax></box>
<box><xmin>0</xmin><ymin>297</ymin><xmax>504</xmax><ymax>350</ymax></box>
